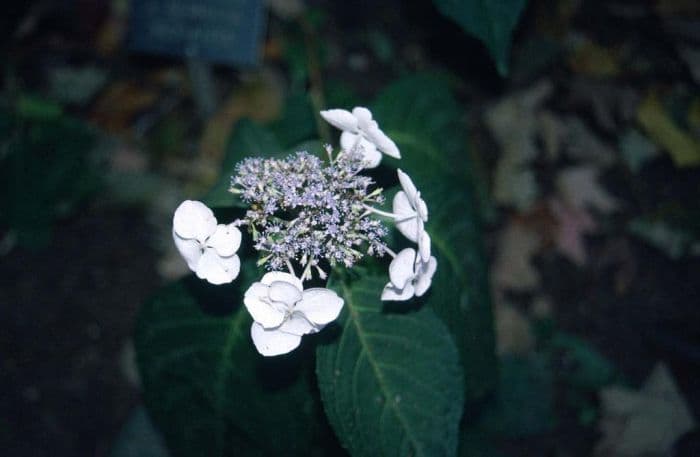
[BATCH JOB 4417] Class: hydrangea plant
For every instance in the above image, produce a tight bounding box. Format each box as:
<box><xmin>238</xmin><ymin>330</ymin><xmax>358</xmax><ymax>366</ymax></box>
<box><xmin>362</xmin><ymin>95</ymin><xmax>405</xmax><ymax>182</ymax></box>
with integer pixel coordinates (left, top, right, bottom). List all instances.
<box><xmin>172</xmin><ymin>107</ymin><xmax>437</xmax><ymax>356</ymax></box>
<box><xmin>137</xmin><ymin>76</ymin><xmax>496</xmax><ymax>457</ymax></box>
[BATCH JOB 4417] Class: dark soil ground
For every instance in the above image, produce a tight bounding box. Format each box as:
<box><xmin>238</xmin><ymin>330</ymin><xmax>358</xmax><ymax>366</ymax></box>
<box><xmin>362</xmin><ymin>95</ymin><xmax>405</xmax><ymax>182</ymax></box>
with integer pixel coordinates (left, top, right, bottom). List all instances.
<box><xmin>0</xmin><ymin>209</ymin><xmax>159</xmax><ymax>457</ymax></box>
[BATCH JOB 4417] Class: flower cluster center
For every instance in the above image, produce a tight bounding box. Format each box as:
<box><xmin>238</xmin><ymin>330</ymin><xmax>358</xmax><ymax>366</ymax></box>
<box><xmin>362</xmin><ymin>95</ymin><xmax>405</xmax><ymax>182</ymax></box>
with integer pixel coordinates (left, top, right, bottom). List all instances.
<box><xmin>231</xmin><ymin>150</ymin><xmax>387</xmax><ymax>274</ymax></box>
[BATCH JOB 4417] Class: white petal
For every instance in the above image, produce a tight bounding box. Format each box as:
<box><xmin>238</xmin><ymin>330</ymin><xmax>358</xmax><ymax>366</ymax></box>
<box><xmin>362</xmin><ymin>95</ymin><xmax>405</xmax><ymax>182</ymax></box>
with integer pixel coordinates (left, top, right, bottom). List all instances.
<box><xmin>268</xmin><ymin>281</ymin><xmax>302</xmax><ymax>307</ymax></box>
<box><xmin>296</xmin><ymin>288</ymin><xmax>344</xmax><ymax>325</ymax></box>
<box><xmin>393</xmin><ymin>193</ymin><xmax>423</xmax><ymax>242</ymax></box>
<box><xmin>415</xmin><ymin>195</ymin><xmax>429</xmax><ymax>222</ymax></box>
<box><xmin>195</xmin><ymin>250</ymin><xmax>239</xmax><ymax>285</ymax></box>
<box><xmin>360</xmin><ymin>143</ymin><xmax>382</xmax><ymax>168</ymax></box>
<box><xmin>393</xmin><ymin>191</ymin><xmax>416</xmax><ymax>218</ymax></box>
<box><xmin>414</xmin><ymin>256</ymin><xmax>438</xmax><ymax>297</ymax></box>
<box><xmin>396</xmin><ymin>218</ymin><xmax>422</xmax><ymax>244</ymax></box>
<box><xmin>260</xmin><ymin>272</ymin><xmax>304</xmax><ymax>291</ymax></box>
<box><xmin>206</xmin><ymin>223</ymin><xmax>241</xmax><ymax>257</ymax></box>
<box><xmin>250</xmin><ymin>322</ymin><xmax>302</xmax><ymax>357</ymax></box>
<box><xmin>219</xmin><ymin>254</ymin><xmax>241</xmax><ymax>281</ymax></box>
<box><xmin>365</xmin><ymin>124</ymin><xmax>401</xmax><ymax>159</ymax></box>
<box><xmin>244</xmin><ymin>282</ymin><xmax>287</xmax><ymax>328</ymax></box>
<box><xmin>340</xmin><ymin>131</ymin><xmax>361</xmax><ymax>151</ymax></box>
<box><xmin>172</xmin><ymin>230</ymin><xmax>202</xmax><ymax>271</ymax></box>
<box><xmin>381</xmin><ymin>282</ymin><xmax>415</xmax><ymax>301</ymax></box>
<box><xmin>341</xmin><ymin>133</ymin><xmax>381</xmax><ymax>168</ymax></box>
<box><xmin>389</xmin><ymin>248</ymin><xmax>417</xmax><ymax>289</ymax></box>
<box><xmin>278</xmin><ymin>312</ymin><xmax>316</xmax><ymax>336</ymax></box>
<box><xmin>173</xmin><ymin>200</ymin><xmax>217</xmax><ymax>243</ymax></box>
<box><xmin>320</xmin><ymin>109</ymin><xmax>358</xmax><ymax>133</ymax></box>
<box><xmin>397</xmin><ymin>169</ymin><xmax>418</xmax><ymax>203</ymax></box>
<box><xmin>351</xmin><ymin>106</ymin><xmax>373</xmax><ymax>128</ymax></box>
<box><xmin>418</xmin><ymin>230</ymin><xmax>431</xmax><ymax>263</ymax></box>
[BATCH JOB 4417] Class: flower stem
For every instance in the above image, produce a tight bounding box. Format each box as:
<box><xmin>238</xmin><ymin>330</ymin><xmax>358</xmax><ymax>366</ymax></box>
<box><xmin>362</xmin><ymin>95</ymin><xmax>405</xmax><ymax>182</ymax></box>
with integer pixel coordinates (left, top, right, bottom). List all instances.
<box><xmin>363</xmin><ymin>204</ymin><xmax>397</xmax><ymax>219</ymax></box>
<box><xmin>286</xmin><ymin>260</ymin><xmax>296</xmax><ymax>277</ymax></box>
<box><xmin>384</xmin><ymin>246</ymin><xmax>397</xmax><ymax>258</ymax></box>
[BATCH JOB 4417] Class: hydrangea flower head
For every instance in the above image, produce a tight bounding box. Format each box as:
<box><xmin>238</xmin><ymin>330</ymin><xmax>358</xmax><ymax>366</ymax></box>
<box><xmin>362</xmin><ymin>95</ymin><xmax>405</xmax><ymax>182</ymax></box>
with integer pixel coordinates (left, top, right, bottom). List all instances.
<box><xmin>171</xmin><ymin>107</ymin><xmax>438</xmax><ymax>355</ymax></box>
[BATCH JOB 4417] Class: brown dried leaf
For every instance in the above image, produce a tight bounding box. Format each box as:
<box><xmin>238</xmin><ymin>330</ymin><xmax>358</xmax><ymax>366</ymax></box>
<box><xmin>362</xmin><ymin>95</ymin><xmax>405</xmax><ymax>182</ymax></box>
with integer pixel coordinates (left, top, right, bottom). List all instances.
<box><xmin>557</xmin><ymin>165</ymin><xmax>618</xmax><ymax>213</ymax></box>
<box><xmin>492</xmin><ymin>221</ymin><xmax>543</xmax><ymax>292</ymax></box>
<box><xmin>596</xmin><ymin>363</ymin><xmax>696</xmax><ymax>457</ymax></box>
<box><xmin>549</xmin><ymin>197</ymin><xmax>598</xmax><ymax>266</ymax></box>
<box><xmin>494</xmin><ymin>302</ymin><xmax>535</xmax><ymax>355</ymax></box>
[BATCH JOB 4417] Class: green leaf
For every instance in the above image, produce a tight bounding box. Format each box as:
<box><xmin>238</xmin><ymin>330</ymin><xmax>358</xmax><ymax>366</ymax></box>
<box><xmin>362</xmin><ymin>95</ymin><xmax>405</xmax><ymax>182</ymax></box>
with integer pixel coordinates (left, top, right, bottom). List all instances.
<box><xmin>549</xmin><ymin>333</ymin><xmax>617</xmax><ymax>390</ymax></box>
<box><xmin>202</xmin><ymin>119</ymin><xmax>285</xmax><ymax>208</ymax></box>
<box><xmin>135</xmin><ymin>271</ymin><xmax>319</xmax><ymax>457</ymax></box>
<box><xmin>432</xmin><ymin>0</ymin><xmax>528</xmax><ymax>76</ymax></box>
<box><xmin>110</xmin><ymin>406</ymin><xmax>170</xmax><ymax>457</ymax></box>
<box><xmin>0</xmin><ymin>108</ymin><xmax>100</xmax><ymax>248</ymax></box>
<box><xmin>371</xmin><ymin>75</ymin><xmax>497</xmax><ymax>402</ymax></box>
<box><xmin>316</xmin><ymin>273</ymin><xmax>465</xmax><ymax>457</ymax></box>
<box><xmin>269</xmin><ymin>92</ymin><xmax>316</xmax><ymax>147</ymax></box>
<box><xmin>479</xmin><ymin>355</ymin><xmax>555</xmax><ymax>438</ymax></box>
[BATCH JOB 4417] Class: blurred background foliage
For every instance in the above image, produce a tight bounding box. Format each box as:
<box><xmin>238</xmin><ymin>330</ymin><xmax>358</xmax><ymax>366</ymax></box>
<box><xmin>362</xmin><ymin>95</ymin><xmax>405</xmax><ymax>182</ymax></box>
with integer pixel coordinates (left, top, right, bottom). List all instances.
<box><xmin>1</xmin><ymin>0</ymin><xmax>699</xmax><ymax>456</ymax></box>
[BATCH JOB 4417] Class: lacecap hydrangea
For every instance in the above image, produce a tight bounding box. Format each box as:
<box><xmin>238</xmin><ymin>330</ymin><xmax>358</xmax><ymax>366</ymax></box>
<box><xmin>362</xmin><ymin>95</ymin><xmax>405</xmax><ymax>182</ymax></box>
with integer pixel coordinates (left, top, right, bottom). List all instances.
<box><xmin>172</xmin><ymin>107</ymin><xmax>437</xmax><ymax>356</ymax></box>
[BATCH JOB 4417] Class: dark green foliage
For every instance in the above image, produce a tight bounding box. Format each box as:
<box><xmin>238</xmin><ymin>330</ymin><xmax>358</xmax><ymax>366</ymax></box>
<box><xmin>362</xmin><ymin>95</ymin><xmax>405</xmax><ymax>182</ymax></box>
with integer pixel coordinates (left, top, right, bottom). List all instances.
<box><xmin>316</xmin><ymin>273</ymin><xmax>465</xmax><ymax>457</ymax></box>
<box><xmin>480</xmin><ymin>355</ymin><xmax>555</xmax><ymax>438</ymax></box>
<box><xmin>432</xmin><ymin>0</ymin><xmax>528</xmax><ymax>75</ymax></box>
<box><xmin>0</xmin><ymin>104</ymin><xmax>100</xmax><ymax>247</ymax></box>
<box><xmin>135</xmin><ymin>266</ymin><xmax>322</xmax><ymax>457</ymax></box>
<box><xmin>371</xmin><ymin>74</ymin><xmax>498</xmax><ymax>402</ymax></box>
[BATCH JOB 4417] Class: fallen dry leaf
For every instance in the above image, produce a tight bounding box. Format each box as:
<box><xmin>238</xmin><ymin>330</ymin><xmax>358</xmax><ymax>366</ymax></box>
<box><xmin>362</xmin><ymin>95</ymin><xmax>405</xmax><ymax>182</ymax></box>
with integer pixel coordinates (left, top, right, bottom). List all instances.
<box><xmin>557</xmin><ymin>165</ymin><xmax>618</xmax><ymax>214</ymax></box>
<box><xmin>637</xmin><ymin>90</ymin><xmax>700</xmax><ymax>168</ymax></box>
<box><xmin>563</xmin><ymin>117</ymin><xmax>616</xmax><ymax>166</ymax></box>
<box><xmin>596</xmin><ymin>363</ymin><xmax>696</xmax><ymax>457</ymax></box>
<box><xmin>537</xmin><ymin>110</ymin><xmax>566</xmax><ymax>161</ymax></box>
<box><xmin>486</xmin><ymin>81</ymin><xmax>553</xmax><ymax>209</ymax></box>
<box><xmin>91</xmin><ymin>80</ymin><xmax>161</xmax><ymax>134</ymax></box>
<box><xmin>619</xmin><ymin>129</ymin><xmax>659</xmax><ymax>173</ymax></box>
<box><xmin>493</xmin><ymin>156</ymin><xmax>540</xmax><ymax>211</ymax></box>
<box><xmin>568</xmin><ymin>37</ymin><xmax>621</xmax><ymax>78</ymax></box>
<box><xmin>494</xmin><ymin>301</ymin><xmax>535</xmax><ymax>356</ymax></box>
<box><xmin>492</xmin><ymin>221</ymin><xmax>543</xmax><ymax>292</ymax></box>
<box><xmin>567</xmin><ymin>78</ymin><xmax>640</xmax><ymax>132</ymax></box>
<box><xmin>198</xmin><ymin>68</ymin><xmax>284</xmax><ymax>163</ymax></box>
<box><xmin>549</xmin><ymin>197</ymin><xmax>598</xmax><ymax>266</ymax></box>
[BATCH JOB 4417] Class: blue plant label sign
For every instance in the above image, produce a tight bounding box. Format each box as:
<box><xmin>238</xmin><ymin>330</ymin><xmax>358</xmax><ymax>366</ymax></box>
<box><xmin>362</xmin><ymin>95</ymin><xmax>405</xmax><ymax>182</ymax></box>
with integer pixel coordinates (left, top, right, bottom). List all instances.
<box><xmin>128</xmin><ymin>0</ymin><xmax>265</xmax><ymax>67</ymax></box>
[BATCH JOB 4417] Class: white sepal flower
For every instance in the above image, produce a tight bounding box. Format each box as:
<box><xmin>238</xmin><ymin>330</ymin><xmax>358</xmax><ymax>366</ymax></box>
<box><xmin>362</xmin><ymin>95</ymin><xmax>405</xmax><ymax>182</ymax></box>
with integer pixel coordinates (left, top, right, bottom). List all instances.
<box><xmin>381</xmin><ymin>248</ymin><xmax>437</xmax><ymax>301</ymax></box>
<box><xmin>320</xmin><ymin>106</ymin><xmax>401</xmax><ymax>168</ymax></box>
<box><xmin>393</xmin><ymin>169</ymin><xmax>431</xmax><ymax>261</ymax></box>
<box><xmin>172</xmin><ymin>200</ymin><xmax>242</xmax><ymax>285</ymax></box>
<box><xmin>244</xmin><ymin>272</ymin><xmax>344</xmax><ymax>356</ymax></box>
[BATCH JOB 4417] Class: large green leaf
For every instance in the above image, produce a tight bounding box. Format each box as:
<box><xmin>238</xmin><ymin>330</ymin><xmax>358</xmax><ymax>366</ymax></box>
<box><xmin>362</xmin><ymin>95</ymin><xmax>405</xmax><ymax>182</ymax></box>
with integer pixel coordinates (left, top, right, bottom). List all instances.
<box><xmin>316</xmin><ymin>273</ymin><xmax>464</xmax><ymax>457</ymax></box>
<box><xmin>135</xmin><ymin>270</ymin><xmax>320</xmax><ymax>457</ymax></box>
<box><xmin>433</xmin><ymin>0</ymin><xmax>528</xmax><ymax>76</ymax></box>
<box><xmin>371</xmin><ymin>75</ymin><xmax>497</xmax><ymax>402</ymax></box>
